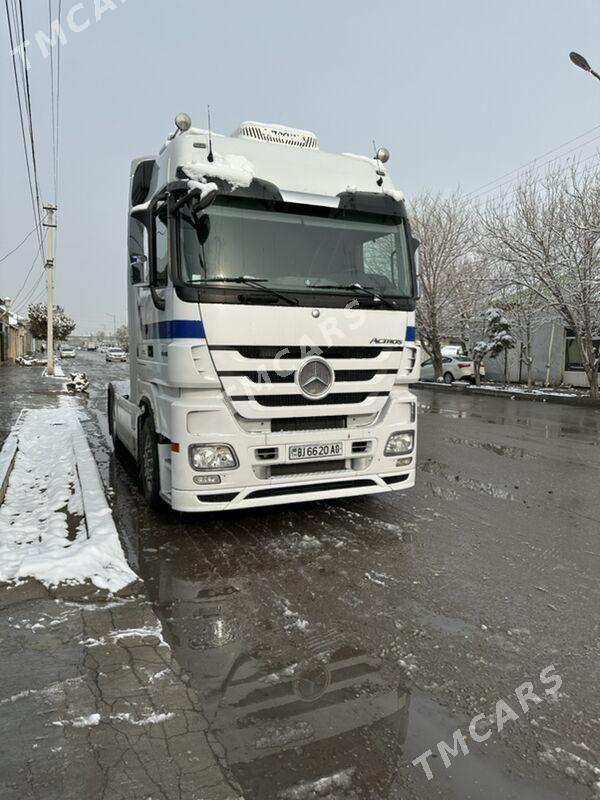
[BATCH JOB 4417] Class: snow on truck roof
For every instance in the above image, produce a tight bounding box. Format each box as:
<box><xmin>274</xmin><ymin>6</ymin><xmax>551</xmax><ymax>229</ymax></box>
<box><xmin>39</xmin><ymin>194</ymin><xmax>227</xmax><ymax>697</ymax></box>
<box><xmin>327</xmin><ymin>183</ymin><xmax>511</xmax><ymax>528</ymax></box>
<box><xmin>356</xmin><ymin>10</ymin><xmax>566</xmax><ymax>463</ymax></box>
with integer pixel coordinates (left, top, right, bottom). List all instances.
<box><xmin>153</xmin><ymin>120</ymin><xmax>404</xmax><ymax>204</ymax></box>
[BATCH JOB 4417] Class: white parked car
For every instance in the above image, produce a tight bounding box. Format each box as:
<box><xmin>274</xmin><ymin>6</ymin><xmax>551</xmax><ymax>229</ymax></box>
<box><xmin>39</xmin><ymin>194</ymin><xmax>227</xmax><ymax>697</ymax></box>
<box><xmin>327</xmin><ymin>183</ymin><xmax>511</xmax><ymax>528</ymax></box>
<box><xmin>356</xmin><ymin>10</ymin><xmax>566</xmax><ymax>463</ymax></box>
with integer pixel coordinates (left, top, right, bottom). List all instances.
<box><xmin>59</xmin><ymin>345</ymin><xmax>76</xmax><ymax>359</ymax></box>
<box><xmin>106</xmin><ymin>347</ymin><xmax>127</xmax><ymax>363</ymax></box>
<box><xmin>421</xmin><ymin>355</ymin><xmax>485</xmax><ymax>384</ymax></box>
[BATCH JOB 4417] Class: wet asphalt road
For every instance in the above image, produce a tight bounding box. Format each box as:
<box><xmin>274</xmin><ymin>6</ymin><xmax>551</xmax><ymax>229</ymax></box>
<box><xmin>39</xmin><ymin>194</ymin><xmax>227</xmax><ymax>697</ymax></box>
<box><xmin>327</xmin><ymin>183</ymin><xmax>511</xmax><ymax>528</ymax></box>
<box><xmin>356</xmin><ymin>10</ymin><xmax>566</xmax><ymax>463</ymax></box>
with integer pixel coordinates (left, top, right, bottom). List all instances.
<box><xmin>1</xmin><ymin>352</ymin><xmax>600</xmax><ymax>799</ymax></box>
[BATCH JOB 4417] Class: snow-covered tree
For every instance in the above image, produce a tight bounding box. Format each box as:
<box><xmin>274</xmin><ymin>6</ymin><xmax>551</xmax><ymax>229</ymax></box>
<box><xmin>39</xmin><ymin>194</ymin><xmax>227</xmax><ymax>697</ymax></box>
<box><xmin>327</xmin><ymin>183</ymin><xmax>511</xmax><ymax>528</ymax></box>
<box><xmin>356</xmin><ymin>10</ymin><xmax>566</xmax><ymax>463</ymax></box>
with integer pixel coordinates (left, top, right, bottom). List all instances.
<box><xmin>472</xmin><ymin>307</ymin><xmax>515</xmax><ymax>385</ymax></box>
<box><xmin>27</xmin><ymin>303</ymin><xmax>75</xmax><ymax>342</ymax></box>
<box><xmin>480</xmin><ymin>164</ymin><xmax>600</xmax><ymax>397</ymax></box>
<box><xmin>410</xmin><ymin>192</ymin><xmax>484</xmax><ymax>378</ymax></box>
<box><xmin>499</xmin><ymin>287</ymin><xmax>549</xmax><ymax>387</ymax></box>
<box><xmin>115</xmin><ymin>324</ymin><xmax>129</xmax><ymax>349</ymax></box>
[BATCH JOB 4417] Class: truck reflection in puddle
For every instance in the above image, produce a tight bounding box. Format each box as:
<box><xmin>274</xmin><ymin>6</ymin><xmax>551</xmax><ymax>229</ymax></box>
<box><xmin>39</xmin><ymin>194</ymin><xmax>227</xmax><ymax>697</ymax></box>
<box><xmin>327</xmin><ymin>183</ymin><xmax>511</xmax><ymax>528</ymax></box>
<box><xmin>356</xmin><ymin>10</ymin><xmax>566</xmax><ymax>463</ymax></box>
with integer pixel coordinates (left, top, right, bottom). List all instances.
<box><xmin>150</xmin><ymin>565</ymin><xmax>409</xmax><ymax>799</ymax></box>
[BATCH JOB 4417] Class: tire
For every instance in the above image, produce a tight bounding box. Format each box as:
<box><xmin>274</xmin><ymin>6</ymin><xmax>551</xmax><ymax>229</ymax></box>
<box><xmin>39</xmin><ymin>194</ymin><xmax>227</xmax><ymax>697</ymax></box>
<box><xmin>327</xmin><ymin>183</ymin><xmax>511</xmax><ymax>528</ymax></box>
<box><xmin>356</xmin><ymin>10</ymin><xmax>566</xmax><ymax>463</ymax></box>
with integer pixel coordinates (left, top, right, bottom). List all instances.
<box><xmin>139</xmin><ymin>415</ymin><xmax>162</xmax><ymax>510</ymax></box>
<box><xmin>443</xmin><ymin>371</ymin><xmax>454</xmax><ymax>384</ymax></box>
<box><xmin>107</xmin><ymin>385</ymin><xmax>122</xmax><ymax>452</ymax></box>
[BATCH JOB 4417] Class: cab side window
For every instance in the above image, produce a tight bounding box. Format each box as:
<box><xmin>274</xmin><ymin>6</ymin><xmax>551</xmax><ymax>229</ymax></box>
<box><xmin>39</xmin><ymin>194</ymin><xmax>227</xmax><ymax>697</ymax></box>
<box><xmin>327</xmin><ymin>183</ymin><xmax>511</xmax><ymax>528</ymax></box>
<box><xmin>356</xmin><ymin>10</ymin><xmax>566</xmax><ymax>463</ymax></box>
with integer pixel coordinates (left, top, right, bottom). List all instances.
<box><xmin>153</xmin><ymin>206</ymin><xmax>169</xmax><ymax>288</ymax></box>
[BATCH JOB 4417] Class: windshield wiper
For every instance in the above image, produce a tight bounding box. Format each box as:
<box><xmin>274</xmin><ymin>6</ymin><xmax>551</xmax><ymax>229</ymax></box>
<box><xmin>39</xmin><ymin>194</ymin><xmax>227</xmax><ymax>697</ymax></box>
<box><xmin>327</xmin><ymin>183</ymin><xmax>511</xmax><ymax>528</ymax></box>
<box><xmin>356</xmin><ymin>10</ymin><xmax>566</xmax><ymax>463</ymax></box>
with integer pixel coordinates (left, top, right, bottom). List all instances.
<box><xmin>194</xmin><ymin>276</ymin><xmax>299</xmax><ymax>306</ymax></box>
<box><xmin>309</xmin><ymin>282</ymin><xmax>397</xmax><ymax>310</ymax></box>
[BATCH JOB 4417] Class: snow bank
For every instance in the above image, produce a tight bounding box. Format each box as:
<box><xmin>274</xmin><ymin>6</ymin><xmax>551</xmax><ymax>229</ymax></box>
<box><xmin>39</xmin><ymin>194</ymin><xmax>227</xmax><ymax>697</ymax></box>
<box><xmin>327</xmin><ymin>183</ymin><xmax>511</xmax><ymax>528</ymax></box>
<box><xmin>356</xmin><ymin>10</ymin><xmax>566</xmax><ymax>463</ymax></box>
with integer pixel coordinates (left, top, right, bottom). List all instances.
<box><xmin>183</xmin><ymin>153</ymin><xmax>255</xmax><ymax>190</ymax></box>
<box><xmin>0</xmin><ymin>409</ymin><xmax>137</xmax><ymax>592</ymax></box>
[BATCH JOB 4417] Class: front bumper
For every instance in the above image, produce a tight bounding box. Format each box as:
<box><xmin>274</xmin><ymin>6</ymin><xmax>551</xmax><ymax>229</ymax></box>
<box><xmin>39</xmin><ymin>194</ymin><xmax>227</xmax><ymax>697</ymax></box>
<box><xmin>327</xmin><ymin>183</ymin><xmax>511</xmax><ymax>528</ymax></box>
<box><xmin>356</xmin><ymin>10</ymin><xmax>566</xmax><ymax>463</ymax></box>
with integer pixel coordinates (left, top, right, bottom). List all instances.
<box><xmin>169</xmin><ymin>468</ymin><xmax>415</xmax><ymax>512</ymax></box>
<box><xmin>164</xmin><ymin>389</ymin><xmax>417</xmax><ymax>513</ymax></box>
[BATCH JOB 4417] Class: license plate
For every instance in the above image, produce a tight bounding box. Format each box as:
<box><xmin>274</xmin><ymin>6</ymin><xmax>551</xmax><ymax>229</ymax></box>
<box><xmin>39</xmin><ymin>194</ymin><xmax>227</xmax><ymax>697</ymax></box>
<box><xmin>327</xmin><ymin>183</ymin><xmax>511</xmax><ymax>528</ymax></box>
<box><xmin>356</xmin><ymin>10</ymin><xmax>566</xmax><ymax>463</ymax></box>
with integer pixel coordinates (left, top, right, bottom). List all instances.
<box><xmin>289</xmin><ymin>442</ymin><xmax>344</xmax><ymax>460</ymax></box>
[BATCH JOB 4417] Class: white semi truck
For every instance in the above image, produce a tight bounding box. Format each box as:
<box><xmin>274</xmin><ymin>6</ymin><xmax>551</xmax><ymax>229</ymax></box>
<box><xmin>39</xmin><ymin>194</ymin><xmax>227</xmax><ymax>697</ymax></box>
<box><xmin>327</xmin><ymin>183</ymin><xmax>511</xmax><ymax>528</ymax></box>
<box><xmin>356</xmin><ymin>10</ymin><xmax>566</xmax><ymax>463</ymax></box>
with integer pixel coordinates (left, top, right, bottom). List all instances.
<box><xmin>108</xmin><ymin>115</ymin><xmax>420</xmax><ymax>512</ymax></box>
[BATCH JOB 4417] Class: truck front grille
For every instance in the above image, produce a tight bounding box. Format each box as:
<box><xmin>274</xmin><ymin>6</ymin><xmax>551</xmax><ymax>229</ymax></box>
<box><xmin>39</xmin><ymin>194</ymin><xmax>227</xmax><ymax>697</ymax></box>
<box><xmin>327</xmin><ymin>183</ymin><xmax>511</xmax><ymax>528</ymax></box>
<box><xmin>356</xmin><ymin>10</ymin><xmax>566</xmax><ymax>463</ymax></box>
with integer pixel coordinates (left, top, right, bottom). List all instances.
<box><xmin>231</xmin><ymin>392</ymin><xmax>388</xmax><ymax>407</ymax></box>
<box><xmin>214</xmin><ymin>345</ymin><xmax>395</xmax><ymax>360</ymax></box>
<box><xmin>271</xmin><ymin>416</ymin><xmax>347</xmax><ymax>432</ymax></box>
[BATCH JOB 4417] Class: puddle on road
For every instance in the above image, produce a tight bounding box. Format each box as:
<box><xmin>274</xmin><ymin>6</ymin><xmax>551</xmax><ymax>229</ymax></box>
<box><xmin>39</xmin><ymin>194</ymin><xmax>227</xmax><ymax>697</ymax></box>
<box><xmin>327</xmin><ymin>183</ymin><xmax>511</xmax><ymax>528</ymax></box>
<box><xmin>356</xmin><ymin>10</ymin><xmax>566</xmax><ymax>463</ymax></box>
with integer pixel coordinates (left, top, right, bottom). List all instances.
<box><xmin>418</xmin><ymin>395</ymin><xmax>600</xmax><ymax>444</ymax></box>
<box><xmin>136</xmin><ymin>549</ymin><xmax>581</xmax><ymax>800</ymax></box>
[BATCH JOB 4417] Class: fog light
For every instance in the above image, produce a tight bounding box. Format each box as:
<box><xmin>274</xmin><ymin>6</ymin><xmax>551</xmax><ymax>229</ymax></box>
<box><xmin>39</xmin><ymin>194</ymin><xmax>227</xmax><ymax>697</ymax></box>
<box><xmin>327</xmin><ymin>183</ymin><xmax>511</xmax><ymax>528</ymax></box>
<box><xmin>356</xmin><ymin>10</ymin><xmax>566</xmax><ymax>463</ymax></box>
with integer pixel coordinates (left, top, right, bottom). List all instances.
<box><xmin>396</xmin><ymin>457</ymin><xmax>412</xmax><ymax>467</ymax></box>
<box><xmin>193</xmin><ymin>474</ymin><xmax>222</xmax><ymax>485</ymax></box>
<box><xmin>189</xmin><ymin>444</ymin><xmax>238</xmax><ymax>471</ymax></box>
<box><xmin>384</xmin><ymin>431</ymin><xmax>414</xmax><ymax>456</ymax></box>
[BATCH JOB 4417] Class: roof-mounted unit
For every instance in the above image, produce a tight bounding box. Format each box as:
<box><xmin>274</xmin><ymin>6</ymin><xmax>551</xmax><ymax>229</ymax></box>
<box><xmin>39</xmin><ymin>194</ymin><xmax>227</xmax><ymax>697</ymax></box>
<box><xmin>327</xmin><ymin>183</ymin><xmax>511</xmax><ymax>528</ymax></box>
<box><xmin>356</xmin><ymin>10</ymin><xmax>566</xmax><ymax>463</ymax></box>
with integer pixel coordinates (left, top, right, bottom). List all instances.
<box><xmin>233</xmin><ymin>121</ymin><xmax>319</xmax><ymax>150</ymax></box>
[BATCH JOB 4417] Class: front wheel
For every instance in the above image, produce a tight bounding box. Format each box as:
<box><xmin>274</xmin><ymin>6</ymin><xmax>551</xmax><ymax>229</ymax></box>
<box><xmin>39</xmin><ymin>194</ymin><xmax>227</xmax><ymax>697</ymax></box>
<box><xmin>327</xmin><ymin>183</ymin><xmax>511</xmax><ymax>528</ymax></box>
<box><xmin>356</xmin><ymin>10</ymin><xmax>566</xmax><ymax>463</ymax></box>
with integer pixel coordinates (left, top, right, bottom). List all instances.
<box><xmin>139</xmin><ymin>415</ymin><xmax>162</xmax><ymax>510</ymax></box>
<box><xmin>443</xmin><ymin>371</ymin><xmax>454</xmax><ymax>384</ymax></box>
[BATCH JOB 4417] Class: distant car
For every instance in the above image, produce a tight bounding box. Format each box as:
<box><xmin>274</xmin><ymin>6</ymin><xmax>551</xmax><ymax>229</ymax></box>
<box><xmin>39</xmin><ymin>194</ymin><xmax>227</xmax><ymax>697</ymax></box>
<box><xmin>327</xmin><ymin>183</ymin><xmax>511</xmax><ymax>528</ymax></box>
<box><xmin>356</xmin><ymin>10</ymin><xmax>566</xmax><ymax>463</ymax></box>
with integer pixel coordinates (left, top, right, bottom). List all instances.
<box><xmin>106</xmin><ymin>347</ymin><xmax>127</xmax><ymax>363</ymax></box>
<box><xmin>421</xmin><ymin>355</ymin><xmax>485</xmax><ymax>384</ymax></box>
<box><xmin>59</xmin><ymin>346</ymin><xmax>76</xmax><ymax>359</ymax></box>
<box><xmin>441</xmin><ymin>345</ymin><xmax>467</xmax><ymax>357</ymax></box>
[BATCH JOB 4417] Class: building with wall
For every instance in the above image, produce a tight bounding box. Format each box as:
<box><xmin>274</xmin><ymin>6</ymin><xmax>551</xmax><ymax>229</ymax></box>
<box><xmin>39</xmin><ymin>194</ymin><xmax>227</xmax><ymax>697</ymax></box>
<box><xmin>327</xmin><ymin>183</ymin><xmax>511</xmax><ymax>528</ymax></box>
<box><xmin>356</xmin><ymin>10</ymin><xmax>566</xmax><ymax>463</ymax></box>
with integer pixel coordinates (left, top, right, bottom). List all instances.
<box><xmin>482</xmin><ymin>320</ymin><xmax>597</xmax><ymax>388</ymax></box>
<box><xmin>0</xmin><ymin>302</ymin><xmax>33</xmax><ymax>363</ymax></box>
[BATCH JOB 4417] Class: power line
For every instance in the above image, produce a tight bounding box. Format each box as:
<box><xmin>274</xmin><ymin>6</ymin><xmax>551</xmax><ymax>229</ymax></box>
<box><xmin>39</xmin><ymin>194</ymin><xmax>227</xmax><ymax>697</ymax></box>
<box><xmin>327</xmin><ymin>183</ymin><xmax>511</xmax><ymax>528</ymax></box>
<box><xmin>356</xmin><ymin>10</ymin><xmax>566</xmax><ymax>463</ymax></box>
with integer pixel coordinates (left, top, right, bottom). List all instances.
<box><xmin>48</xmin><ymin>0</ymin><xmax>62</xmax><ymax>203</ymax></box>
<box><xmin>12</xmin><ymin>229</ymin><xmax>48</xmax><ymax>305</ymax></box>
<box><xmin>0</xmin><ymin>216</ymin><xmax>46</xmax><ymax>262</ymax></box>
<box><xmin>16</xmin><ymin>0</ymin><xmax>45</xmax><ymax>255</ymax></box>
<box><xmin>467</xmin><ymin>140</ymin><xmax>600</xmax><ymax>208</ymax></box>
<box><xmin>471</xmin><ymin>149</ymin><xmax>600</xmax><ymax>210</ymax></box>
<box><xmin>13</xmin><ymin>270</ymin><xmax>45</xmax><ymax>315</ymax></box>
<box><xmin>54</xmin><ymin>0</ymin><xmax>62</xmax><ymax>202</ymax></box>
<box><xmin>48</xmin><ymin>0</ymin><xmax>57</xmax><ymax>201</ymax></box>
<box><xmin>465</xmin><ymin>123</ymin><xmax>600</xmax><ymax>199</ymax></box>
<box><xmin>4</xmin><ymin>0</ymin><xmax>44</xmax><ymax>259</ymax></box>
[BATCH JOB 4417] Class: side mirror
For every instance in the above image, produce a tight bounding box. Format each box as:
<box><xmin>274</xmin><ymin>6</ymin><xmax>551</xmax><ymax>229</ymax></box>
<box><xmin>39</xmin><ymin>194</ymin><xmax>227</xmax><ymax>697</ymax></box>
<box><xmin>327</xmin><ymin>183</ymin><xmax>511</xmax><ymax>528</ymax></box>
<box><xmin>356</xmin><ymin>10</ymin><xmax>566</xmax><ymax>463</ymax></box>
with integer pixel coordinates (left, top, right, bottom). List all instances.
<box><xmin>171</xmin><ymin>183</ymin><xmax>218</xmax><ymax>215</ymax></box>
<box><xmin>130</xmin><ymin>254</ymin><xmax>149</xmax><ymax>286</ymax></box>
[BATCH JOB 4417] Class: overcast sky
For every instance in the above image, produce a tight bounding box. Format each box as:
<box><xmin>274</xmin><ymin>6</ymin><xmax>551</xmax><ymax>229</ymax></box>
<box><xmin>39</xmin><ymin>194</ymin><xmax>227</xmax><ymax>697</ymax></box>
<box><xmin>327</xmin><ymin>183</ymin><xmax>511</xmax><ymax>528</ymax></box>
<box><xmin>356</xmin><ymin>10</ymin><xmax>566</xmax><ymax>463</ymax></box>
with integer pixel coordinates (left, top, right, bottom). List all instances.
<box><xmin>1</xmin><ymin>0</ymin><xmax>599</xmax><ymax>334</ymax></box>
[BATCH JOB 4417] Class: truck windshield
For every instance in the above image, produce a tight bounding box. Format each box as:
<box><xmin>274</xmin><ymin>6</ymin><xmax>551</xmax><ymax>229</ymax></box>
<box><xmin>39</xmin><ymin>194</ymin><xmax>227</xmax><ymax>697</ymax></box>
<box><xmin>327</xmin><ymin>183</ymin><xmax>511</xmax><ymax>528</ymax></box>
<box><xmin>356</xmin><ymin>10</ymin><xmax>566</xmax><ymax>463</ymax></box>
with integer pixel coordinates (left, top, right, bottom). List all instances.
<box><xmin>178</xmin><ymin>197</ymin><xmax>413</xmax><ymax>298</ymax></box>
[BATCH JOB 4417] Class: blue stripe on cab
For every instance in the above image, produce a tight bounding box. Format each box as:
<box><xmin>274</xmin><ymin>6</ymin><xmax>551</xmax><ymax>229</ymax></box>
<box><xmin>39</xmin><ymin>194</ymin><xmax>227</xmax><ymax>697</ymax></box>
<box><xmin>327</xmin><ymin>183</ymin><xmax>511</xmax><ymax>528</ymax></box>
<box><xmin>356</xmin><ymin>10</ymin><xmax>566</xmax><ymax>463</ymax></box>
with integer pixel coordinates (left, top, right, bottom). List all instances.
<box><xmin>405</xmin><ymin>325</ymin><xmax>416</xmax><ymax>342</ymax></box>
<box><xmin>143</xmin><ymin>319</ymin><xmax>206</xmax><ymax>340</ymax></box>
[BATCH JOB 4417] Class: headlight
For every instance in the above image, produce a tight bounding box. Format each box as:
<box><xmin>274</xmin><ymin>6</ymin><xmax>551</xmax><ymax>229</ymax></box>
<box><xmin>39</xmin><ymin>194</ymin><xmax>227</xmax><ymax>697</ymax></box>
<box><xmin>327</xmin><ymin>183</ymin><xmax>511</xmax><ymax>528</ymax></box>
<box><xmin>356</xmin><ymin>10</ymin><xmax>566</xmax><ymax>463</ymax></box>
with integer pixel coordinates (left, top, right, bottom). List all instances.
<box><xmin>384</xmin><ymin>431</ymin><xmax>414</xmax><ymax>456</ymax></box>
<box><xmin>189</xmin><ymin>444</ymin><xmax>238</xmax><ymax>471</ymax></box>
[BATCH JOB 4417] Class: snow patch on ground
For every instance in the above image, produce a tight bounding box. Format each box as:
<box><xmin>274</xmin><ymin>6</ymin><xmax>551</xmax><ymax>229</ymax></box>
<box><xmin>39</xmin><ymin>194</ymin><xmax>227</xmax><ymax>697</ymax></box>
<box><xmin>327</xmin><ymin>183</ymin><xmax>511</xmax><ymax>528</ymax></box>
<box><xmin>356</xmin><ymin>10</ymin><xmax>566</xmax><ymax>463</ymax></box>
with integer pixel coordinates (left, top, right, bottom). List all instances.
<box><xmin>183</xmin><ymin>154</ymin><xmax>255</xmax><ymax>190</ymax></box>
<box><xmin>467</xmin><ymin>383</ymin><xmax>580</xmax><ymax>398</ymax></box>
<box><xmin>80</xmin><ymin>623</ymin><xmax>167</xmax><ymax>649</ymax></box>
<box><xmin>52</xmin><ymin>711</ymin><xmax>174</xmax><ymax>728</ymax></box>
<box><xmin>0</xmin><ymin>409</ymin><xmax>137</xmax><ymax>592</ymax></box>
<box><xmin>279</xmin><ymin>767</ymin><xmax>355</xmax><ymax>799</ymax></box>
<box><xmin>53</xmin><ymin>713</ymin><xmax>100</xmax><ymax>728</ymax></box>
<box><xmin>540</xmin><ymin>746</ymin><xmax>600</xmax><ymax>797</ymax></box>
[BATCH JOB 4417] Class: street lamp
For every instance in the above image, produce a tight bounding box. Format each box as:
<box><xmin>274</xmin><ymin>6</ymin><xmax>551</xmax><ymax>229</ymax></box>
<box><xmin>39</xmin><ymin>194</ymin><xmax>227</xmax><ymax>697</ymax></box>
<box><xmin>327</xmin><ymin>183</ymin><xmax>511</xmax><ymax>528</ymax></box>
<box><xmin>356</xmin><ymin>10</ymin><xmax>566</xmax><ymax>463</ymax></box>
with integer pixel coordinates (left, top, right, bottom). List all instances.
<box><xmin>569</xmin><ymin>51</ymin><xmax>600</xmax><ymax>82</ymax></box>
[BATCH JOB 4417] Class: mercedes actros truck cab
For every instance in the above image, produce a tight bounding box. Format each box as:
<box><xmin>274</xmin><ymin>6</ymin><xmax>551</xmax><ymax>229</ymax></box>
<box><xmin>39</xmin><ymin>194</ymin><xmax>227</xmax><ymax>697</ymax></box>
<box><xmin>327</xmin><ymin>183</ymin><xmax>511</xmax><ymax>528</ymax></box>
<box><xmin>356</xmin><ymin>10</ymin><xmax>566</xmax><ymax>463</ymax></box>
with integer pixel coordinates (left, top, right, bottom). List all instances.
<box><xmin>108</xmin><ymin>115</ymin><xmax>420</xmax><ymax>512</ymax></box>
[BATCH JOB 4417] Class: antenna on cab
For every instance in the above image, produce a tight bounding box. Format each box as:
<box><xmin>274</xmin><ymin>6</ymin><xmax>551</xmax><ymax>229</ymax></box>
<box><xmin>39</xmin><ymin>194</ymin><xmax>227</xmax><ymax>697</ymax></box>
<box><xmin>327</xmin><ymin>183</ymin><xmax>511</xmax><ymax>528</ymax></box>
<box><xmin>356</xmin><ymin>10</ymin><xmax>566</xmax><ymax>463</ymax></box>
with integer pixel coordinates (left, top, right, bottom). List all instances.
<box><xmin>207</xmin><ymin>105</ymin><xmax>214</xmax><ymax>163</ymax></box>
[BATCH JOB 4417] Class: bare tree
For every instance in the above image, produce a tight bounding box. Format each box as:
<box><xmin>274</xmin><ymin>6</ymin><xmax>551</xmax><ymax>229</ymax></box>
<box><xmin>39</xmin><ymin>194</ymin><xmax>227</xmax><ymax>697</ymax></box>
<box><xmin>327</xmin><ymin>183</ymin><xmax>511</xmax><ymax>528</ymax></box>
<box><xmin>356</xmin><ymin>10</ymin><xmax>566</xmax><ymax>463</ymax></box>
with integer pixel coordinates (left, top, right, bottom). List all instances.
<box><xmin>480</xmin><ymin>164</ymin><xmax>600</xmax><ymax>397</ymax></box>
<box><xmin>410</xmin><ymin>192</ymin><xmax>481</xmax><ymax>378</ymax></box>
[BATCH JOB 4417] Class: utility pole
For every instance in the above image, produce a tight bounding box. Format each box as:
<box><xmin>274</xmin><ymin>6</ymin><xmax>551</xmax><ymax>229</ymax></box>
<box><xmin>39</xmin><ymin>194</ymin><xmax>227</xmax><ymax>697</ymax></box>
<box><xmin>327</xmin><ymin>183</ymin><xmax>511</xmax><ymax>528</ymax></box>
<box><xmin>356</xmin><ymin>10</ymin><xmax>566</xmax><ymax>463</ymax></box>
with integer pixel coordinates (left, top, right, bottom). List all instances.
<box><xmin>43</xmin><ymin>204</ymin><xmax>57</xmax><ymax>375</ymax></box>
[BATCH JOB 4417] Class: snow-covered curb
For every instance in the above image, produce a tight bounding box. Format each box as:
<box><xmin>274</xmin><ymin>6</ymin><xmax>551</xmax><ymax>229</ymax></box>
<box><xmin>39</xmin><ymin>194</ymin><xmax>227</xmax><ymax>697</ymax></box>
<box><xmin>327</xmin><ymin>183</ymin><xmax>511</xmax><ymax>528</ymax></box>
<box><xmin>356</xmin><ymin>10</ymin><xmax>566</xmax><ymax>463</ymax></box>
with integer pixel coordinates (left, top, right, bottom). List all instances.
<box><xmin>0</xmin><ymin>409</ymin><xmax>137</xmax><ymax>592</ymax></box>
<box><xmin>0</xmin><ymin>425</ymin><xmax>19</xmax><ymax>504</ymax></box>
<box><xmin>42</xmin><ymin>364</ymin><xmax>65</xmax><ymax>379</ymax></box>
<box><xmin>413</xmin><ymin>381</ymin><xmax>599</xmax><ymax>407</ymax></box>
